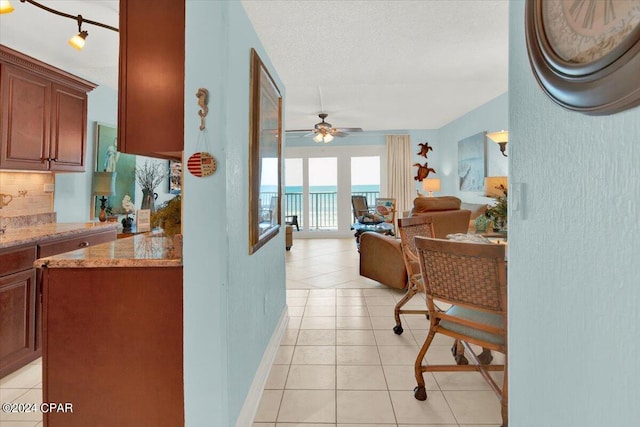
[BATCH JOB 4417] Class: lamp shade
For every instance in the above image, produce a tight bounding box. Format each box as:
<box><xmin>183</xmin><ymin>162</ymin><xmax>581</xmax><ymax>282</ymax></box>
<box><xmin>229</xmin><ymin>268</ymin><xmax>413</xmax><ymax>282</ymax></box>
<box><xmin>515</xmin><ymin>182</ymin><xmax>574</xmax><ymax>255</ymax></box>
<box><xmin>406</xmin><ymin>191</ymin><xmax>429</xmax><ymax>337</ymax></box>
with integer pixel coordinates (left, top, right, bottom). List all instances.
<box><xmin>0</xmin><ymin>0</ymin><xmax>15</xmax><ymax>14</ymax></box>
<box><xmin>422</xmin><ymin>178</ymin><xmax>441</xmax><ymax>193</ymax></box>
<box><xmin>484</xmin><ymin>176</ymin><xmax>507</xmax><ymax>197</ymax></box>
<box><xmin>68</xmin><ymin>31</ymin><xmax>88</xmax><ymax>50</ymax></box>
<box><xmin>487</xmin><ymin>130</ymin><xmax>508</xmax><ymax>144</ymax></box>
<box><xmin>92</xmin><ymin>172</ymin><xmax>116</xmax><ymax>196</ymax></box>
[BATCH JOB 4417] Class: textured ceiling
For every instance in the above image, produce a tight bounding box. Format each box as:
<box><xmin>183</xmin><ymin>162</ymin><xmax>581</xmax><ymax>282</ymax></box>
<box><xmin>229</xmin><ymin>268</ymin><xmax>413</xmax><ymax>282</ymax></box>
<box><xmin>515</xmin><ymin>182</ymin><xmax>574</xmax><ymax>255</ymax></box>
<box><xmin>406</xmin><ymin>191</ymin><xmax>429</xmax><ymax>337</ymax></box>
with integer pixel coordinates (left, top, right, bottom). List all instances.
<box><xmin>241</xmin><ymin>0</ymin><xmax>509</xmax><ymax>132</ymax></box>
<box><xmin>0</xmin><ymin>1</ymin><xmax>509</xmax><ymax>133</ymax></box>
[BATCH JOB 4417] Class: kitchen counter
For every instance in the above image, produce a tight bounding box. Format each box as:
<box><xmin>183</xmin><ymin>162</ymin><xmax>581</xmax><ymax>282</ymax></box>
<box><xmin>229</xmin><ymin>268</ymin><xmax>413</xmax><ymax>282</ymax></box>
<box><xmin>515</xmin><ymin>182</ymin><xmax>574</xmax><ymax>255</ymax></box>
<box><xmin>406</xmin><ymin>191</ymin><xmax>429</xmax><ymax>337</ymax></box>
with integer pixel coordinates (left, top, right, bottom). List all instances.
<box><xmin>36</xmin><ymin>232</ymin><xmax>183</xmax><ymax>268</ymax></box>
<box><xmin>0</xmin><ymin>221</ymin><xmax>117</xmax><ymax>249</ymax></box>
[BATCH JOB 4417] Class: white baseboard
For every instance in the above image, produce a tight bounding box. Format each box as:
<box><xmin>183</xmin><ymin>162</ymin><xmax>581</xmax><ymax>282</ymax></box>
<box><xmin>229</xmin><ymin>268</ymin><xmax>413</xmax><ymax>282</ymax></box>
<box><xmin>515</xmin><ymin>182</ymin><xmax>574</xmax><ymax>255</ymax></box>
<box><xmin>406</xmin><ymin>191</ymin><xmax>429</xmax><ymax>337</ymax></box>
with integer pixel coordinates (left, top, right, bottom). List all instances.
<box><xmin>234</xmin><ymin>307</ymin><xmax>289</xmax><ymax>427</ymax></box>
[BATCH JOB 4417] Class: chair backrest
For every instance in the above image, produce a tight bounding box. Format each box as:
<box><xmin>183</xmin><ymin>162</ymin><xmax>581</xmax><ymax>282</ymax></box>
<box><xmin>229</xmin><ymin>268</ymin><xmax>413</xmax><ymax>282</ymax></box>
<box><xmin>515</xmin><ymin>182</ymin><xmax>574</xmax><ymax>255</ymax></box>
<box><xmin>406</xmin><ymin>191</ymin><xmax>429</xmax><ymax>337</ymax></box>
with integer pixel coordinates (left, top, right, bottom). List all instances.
<box><xmin>414</xmin><ymin>236</ymin><xmax>507</xmax><ymax>327</ymax></box>
<box><xmin>351</xmin><ymin>195</ymin><xmax>369</xmax><ymax>221</ymax></box>
<box><xmin>397</xmin><ymin>216</ymin><xmax>435</xmax><ymax>277</ymax></box>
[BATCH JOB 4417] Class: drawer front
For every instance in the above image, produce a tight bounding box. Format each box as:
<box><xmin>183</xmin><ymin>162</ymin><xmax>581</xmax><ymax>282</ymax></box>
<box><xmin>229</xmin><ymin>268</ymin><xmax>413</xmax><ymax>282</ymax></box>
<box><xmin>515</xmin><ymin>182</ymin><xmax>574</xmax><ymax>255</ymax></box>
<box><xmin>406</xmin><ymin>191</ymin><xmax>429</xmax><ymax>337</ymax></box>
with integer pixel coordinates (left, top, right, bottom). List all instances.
<box><xmin>38</xmin><ymin>229</ymin><xmax>117</xmax><ymax>258</ymax></box>
<box><xmin>0</xmin><ymin>246</ymin><xmax>37</xmax><ymax>276</ymax></box>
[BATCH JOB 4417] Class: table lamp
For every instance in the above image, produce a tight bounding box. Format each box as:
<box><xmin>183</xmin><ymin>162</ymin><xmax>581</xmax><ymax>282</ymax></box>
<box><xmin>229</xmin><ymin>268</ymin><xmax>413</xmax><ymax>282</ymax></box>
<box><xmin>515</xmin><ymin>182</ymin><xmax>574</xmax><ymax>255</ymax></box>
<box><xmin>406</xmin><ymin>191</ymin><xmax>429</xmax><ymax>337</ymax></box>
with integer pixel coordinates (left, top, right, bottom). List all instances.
<box><xmin>92</xmin><ymin>172</ymin><xmax>116</xmax><ymax>222</ymax></box>
<box><xmin>422</xmin><ymin>178</ymin><xmax>441</xmax><ymax>197</ymax></box>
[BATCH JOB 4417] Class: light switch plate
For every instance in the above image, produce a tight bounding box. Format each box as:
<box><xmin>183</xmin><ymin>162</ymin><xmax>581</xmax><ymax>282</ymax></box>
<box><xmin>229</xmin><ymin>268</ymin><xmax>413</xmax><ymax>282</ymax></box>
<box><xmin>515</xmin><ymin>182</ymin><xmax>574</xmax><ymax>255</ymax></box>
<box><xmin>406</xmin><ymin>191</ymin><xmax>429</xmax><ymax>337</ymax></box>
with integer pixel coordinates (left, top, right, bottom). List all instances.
<box><xmin>510</xmin><ymin>182</ymin><xmax>525</xmax><ymax>220</ymax></box>
<box><xmin>43</xmin><ymin>183</ymin><xmax>55</xmax><ymax>193</ymax></box>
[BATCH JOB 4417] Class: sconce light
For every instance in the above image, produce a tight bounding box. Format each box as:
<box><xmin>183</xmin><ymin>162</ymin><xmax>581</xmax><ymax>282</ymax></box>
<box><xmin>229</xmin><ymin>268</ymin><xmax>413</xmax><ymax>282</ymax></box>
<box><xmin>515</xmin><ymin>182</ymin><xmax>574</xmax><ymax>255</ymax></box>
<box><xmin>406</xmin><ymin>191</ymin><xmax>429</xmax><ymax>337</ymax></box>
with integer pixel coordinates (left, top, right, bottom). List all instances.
<box><xmin>68</xmin><ymin>15</ymin><xmax>88</xmax><ymax>50</ymax></box>
<box><xmin>422</xmin><ymin>178</ymin><xmax>441</xmax><ymax>197</ymax></box>
<box><xmin>92</xmin><ymin>172</ymin><xmax>116</xmax><ymax>222</ymax></box>
<box><xmin>487</xmin><ymin>130</ymin><xmax>508</xmax><ymax>157</ymax></box>
<box><xmin>2</xmin><ymin>0</ymin><xmax>118</xmax><ymax>50</ymax></box>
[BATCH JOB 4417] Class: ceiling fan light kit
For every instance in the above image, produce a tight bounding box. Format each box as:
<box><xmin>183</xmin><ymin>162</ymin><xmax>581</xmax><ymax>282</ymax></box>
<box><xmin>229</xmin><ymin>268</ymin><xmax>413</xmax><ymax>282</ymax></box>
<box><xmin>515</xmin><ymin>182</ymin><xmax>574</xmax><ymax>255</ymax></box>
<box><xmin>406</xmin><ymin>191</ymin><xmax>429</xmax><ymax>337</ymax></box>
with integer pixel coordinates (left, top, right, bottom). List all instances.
<box><xmin>286</xmin><ymin>112</ymin><xmax>362</xmax><ymax>143</ymax></box>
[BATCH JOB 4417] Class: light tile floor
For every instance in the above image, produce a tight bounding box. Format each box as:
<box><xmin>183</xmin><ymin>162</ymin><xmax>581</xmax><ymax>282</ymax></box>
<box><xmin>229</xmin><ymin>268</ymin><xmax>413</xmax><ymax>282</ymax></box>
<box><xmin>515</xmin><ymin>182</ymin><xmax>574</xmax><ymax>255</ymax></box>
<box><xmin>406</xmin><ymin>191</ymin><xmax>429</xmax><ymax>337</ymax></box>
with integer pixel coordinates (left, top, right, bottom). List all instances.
<box><xmin>0</xmin><ymin>358</ymin><xmax>43</xmax><ymax>426</ymax></box>
<box><xmin>0</xmin><ymin>238</ymin><xmax>503</xmax><ymax>427</ymax></box>
<box><xmin>253</xmin><ymin>238</ymin><xmax>503</xmax><ymax>427</ymax></box>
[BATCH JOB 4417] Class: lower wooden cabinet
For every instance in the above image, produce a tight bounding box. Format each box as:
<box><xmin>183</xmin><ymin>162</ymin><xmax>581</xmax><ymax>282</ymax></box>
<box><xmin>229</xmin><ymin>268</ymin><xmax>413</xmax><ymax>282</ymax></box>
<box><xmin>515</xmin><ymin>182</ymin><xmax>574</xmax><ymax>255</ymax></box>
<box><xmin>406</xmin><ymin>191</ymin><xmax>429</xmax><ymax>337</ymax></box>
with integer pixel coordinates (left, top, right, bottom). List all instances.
<box><xmin>0</xmin><ymin>245</ymin><xmax>37</xmax><ymax>378</ymax></box>
<box><xmin>42</xmin><ymin>266</ymin><xmax>183</xmax><ymax>426</ymax></box>
<box><xmin>0</xmin><ymin>227</ymin><xmax>117</xmax><ymax>379</ymax></box>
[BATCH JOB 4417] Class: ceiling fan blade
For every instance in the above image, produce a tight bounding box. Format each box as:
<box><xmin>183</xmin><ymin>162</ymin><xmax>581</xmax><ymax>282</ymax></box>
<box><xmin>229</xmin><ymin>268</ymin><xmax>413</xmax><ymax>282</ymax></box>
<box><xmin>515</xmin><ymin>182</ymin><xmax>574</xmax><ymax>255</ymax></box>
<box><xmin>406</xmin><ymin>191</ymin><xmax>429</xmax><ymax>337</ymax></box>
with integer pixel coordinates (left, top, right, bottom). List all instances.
<box><xmin>331</xmin><ymin>131</ymin><xmax>349</xmax><ymax>137</ymax></box>
<box><xmin>284</xmin><ymin>129</ymin><xmax>314</xmax><ymax>134</ymax></box>
<box><xmin>334</xmin><ymin>127</ymin><xmax>363</xmax><ymax>132</ymax></box>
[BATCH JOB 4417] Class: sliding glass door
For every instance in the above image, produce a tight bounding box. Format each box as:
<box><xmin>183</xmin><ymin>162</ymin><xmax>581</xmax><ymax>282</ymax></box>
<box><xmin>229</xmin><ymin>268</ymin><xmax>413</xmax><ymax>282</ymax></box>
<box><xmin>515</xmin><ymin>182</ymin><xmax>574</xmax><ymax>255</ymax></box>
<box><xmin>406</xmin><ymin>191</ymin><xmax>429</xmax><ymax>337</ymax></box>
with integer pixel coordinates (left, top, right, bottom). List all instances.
<box><xmin>285</xmin><ymin>146</ymin><xmax>385</xmax><ymax>237</ymax></box>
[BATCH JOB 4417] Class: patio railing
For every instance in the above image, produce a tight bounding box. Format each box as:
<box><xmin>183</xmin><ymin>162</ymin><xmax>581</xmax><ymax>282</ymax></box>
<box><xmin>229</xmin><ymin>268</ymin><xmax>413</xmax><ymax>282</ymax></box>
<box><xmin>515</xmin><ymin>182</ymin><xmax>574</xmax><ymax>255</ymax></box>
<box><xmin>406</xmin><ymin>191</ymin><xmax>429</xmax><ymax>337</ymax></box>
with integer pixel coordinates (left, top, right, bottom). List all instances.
<box><xmin>275</xmin><ymin>190</ymin><xmax>379</xmax><ymax>231</ymax></box>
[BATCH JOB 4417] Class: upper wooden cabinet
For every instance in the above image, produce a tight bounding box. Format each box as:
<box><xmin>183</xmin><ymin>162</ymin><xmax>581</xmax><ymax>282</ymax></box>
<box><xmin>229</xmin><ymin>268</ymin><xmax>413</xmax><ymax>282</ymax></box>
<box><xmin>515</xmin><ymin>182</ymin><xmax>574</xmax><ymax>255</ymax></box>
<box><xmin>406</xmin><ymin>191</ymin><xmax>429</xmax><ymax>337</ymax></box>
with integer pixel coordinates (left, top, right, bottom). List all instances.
<box><xmin>118</xmin><ymin>0</ymin><xmax>185</xmax><ymax>160</ymax></box>
<box><xmin>0</xmin><ymin>45</ymin><xmax>96</xmax><ymax>172</ymax></box>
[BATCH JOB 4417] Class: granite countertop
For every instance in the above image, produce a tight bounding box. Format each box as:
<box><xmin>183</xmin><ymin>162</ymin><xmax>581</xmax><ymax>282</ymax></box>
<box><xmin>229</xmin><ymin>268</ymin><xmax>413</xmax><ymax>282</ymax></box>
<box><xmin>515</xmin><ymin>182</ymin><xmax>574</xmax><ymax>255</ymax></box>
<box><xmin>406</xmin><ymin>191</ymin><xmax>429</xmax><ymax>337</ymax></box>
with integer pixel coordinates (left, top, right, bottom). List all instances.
<box><xmin>0</xmin><ymin>222</ymin><xmax>118</xmax><ymax>249</ymax></box>
<box><xmin>36</xmin><ymin>232</ymin><xmax>183</xmax><ymax>268</ymax></box>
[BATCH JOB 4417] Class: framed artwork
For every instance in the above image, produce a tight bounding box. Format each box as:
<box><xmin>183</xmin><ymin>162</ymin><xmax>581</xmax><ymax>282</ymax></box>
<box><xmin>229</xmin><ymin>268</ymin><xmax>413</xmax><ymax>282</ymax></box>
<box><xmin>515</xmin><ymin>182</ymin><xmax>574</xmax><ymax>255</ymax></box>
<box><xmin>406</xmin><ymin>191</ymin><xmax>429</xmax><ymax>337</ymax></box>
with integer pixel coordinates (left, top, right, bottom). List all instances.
<box><xmin>458</xmin><ymin>131</ymin><xmax>486</xmax><ymax>192</ymax></box>
<box><xmin>94</xmin><ymin>122</ymin><xmax>136</xmax><ymax>216</ymax></box>
<box><xmin>169</xmin><ymin>160</ymin><xmax>182</xmax><ymax>194</ymax></box>
<box><xmin>249</xmin><ymin>48</ymin><xmax>282</xmax><ymax>254</ymax></box>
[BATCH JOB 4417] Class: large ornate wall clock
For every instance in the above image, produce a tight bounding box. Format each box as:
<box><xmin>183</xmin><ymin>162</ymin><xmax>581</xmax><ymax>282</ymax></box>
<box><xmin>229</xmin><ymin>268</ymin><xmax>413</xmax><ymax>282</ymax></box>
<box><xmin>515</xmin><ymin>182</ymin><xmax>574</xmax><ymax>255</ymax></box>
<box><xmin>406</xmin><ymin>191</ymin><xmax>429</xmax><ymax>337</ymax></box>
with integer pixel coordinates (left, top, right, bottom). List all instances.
<box><xmin>526</xmin><ymin>0</ymin><xmax>640</xmax><ymax>115</ymax></box>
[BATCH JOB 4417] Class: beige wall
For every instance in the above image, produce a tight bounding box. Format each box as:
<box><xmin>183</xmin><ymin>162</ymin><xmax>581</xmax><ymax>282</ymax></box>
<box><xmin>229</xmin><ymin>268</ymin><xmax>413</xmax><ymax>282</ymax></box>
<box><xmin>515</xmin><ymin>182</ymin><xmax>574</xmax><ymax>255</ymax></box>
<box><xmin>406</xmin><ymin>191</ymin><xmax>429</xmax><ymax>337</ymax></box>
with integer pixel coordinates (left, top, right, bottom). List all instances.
<box><xmin>0</xmin><ymin>172</ymin><xmax>54</xmax><ymax>217</ymax></box>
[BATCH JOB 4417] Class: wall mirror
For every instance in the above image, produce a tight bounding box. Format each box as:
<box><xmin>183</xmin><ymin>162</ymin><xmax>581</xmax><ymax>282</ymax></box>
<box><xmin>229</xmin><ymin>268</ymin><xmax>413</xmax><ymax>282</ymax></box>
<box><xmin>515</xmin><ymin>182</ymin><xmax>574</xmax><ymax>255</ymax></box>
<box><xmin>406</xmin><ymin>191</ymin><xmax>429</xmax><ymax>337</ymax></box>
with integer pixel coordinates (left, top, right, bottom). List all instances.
<box><xmin>249</xmin><ymin>48</ymin><xmax>283</xmax><ymax>254</ymax></box>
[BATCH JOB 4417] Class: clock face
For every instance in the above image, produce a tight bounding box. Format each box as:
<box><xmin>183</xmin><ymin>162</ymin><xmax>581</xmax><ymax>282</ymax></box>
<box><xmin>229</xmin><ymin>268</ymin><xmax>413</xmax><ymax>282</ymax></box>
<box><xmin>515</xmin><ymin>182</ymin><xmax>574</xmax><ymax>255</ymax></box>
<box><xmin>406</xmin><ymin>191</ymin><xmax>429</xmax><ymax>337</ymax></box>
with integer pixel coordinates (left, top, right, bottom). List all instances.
<box><xmin>542</xmin><ymin>0</ymin><xmax>640</xmax><ymax>64</ymax></box>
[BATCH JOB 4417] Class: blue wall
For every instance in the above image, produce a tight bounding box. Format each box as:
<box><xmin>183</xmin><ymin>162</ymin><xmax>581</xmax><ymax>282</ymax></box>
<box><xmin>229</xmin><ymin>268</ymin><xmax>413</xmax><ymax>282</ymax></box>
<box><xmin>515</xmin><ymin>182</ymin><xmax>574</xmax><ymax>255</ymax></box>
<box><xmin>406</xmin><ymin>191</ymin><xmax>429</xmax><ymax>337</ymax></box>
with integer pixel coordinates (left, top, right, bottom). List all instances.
<box><xmin>183</xmin><ymin>2</ymin><xmax>286</xmax><ymax>425</ymax></box>
<box><xmin>509</xmin><ymin>1</ymin><xmax>640</xmax><ymax>425</ymax></box>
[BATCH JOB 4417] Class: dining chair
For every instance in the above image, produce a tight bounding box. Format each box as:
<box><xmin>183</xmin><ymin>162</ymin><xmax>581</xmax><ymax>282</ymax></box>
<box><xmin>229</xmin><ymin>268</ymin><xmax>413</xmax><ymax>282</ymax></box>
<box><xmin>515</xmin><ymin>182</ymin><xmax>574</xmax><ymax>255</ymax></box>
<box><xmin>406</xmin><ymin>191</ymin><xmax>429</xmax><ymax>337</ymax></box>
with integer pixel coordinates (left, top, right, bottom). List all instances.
<box><xmin>392</xmin><ymin>215</ymin><xmax>435</xmax><ymax>335</ymax></box>
<box><xmin>413</xmin><ymin>236</ymin><xmax>508</xmax><ymax>427</ymax></box>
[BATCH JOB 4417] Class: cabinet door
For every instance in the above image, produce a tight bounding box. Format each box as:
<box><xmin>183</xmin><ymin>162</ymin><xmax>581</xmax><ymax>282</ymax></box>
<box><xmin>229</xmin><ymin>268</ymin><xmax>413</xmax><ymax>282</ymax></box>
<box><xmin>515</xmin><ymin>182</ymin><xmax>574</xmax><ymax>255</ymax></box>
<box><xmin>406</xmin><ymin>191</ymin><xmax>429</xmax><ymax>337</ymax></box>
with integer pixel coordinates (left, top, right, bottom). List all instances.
<box><xmin>0</xmin><ymin>269</ymin><xmax>37</xmax><ymax>378</ymax></box>
<box><xmin>118</xmin><ymin>0</ymin><xmax>185</xmax><ymax>159</ymax></box>
<box><xmin>50</xmin><ymin>83</ymin><xmax>87</xmax><ymax>172</ymax></box>
<box><xmin>0</xmin><ymin>64</ymin><xmax>51</xmax><ymax>171</ymax></box>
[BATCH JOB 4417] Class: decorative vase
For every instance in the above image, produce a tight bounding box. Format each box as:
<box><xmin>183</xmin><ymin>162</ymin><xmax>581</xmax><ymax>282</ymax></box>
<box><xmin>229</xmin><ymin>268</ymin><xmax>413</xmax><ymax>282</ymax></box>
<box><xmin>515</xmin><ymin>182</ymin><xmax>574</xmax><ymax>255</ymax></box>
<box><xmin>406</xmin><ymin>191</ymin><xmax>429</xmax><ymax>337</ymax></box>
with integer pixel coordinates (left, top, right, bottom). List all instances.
<box><xmin>141</xmin><ymin>189</ymin><xmax>158</xmax><ymax>213</ymax></box>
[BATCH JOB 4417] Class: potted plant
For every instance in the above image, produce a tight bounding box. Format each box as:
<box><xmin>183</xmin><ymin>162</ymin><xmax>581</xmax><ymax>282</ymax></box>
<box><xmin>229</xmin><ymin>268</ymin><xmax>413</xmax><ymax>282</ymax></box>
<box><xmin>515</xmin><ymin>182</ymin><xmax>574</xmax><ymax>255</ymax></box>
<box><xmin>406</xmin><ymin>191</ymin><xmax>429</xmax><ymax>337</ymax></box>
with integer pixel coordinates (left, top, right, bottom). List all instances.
<box><xmin>151</xmin><ymin>196</ymin><xmax>181</xmax><ymax>236</ymax></box>
<box><xmin>485</xmin><ymin>184</ymin><xmax>507</xmax><ymax>232</ymax></box>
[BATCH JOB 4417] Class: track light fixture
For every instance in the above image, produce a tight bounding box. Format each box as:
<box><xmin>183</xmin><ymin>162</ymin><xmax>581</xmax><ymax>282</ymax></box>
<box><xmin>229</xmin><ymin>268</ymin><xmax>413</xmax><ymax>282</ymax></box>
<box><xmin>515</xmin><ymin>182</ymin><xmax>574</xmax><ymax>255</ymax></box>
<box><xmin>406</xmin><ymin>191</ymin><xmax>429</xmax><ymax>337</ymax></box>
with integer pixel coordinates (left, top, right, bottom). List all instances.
<box><xmin>1</xmin><ymin>0</ymin><xmax>118</xmax><ymax>51</ymax></box>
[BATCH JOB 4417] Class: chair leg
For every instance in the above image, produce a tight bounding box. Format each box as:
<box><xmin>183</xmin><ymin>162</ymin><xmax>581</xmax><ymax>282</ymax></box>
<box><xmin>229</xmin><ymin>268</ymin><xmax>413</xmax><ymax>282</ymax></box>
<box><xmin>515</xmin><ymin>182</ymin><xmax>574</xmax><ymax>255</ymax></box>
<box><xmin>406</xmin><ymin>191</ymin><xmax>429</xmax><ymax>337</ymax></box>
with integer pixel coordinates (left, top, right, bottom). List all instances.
<box><xmin>501</xmin><ymin>356</ymin><xmax>508</xmax><ymax>427</ymax></box>
<box><xmin>414</xmin><ymin>330</ymin><xmax>436</xmax><ymax>401</ymax></box>
<box><xmin>393</xmin><ymin>287</ymin><xmax>418</xmax><ymax>335</ymax></box>
<box><xmin>477</xmin><ymin>347</ymin><xmax>494</xmax><ymax>365</ymax></box>
<box><xmin>451</xmin><ymin>340</ymin><xmax>469</xmax><ymax>365</ymax></box>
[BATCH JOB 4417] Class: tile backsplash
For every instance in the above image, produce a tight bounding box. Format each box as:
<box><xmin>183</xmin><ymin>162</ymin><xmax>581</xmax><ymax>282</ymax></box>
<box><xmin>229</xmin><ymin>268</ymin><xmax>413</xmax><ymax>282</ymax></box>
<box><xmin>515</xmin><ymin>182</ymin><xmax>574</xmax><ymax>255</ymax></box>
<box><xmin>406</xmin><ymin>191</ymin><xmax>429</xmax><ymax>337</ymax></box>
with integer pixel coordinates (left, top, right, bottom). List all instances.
<box><xmin>0</xmin><ymin>171</ymin><xmax>54</xmax><ymax>217</ymax></box>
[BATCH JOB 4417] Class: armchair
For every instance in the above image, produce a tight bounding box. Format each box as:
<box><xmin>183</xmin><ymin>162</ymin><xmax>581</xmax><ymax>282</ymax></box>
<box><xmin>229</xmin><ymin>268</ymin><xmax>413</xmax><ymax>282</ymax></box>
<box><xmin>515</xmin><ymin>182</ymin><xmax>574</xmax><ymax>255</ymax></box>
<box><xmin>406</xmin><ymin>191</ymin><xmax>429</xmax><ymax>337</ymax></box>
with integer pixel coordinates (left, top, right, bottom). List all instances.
<box><xmin>359</xmin><ymin>196</ymin><xmax>471</xmax><ymax>289</ymax></box>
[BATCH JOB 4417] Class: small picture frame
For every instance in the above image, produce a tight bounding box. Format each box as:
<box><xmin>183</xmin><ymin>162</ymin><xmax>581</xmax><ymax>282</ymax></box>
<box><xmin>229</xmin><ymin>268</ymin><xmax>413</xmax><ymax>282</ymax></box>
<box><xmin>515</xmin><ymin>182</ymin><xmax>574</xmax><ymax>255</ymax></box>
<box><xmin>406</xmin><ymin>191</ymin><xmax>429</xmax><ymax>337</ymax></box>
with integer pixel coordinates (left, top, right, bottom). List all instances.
<box><xmin>136</xmin><ymin>209</ymin><xmax>151</xmax><ymax>232</ymax></box>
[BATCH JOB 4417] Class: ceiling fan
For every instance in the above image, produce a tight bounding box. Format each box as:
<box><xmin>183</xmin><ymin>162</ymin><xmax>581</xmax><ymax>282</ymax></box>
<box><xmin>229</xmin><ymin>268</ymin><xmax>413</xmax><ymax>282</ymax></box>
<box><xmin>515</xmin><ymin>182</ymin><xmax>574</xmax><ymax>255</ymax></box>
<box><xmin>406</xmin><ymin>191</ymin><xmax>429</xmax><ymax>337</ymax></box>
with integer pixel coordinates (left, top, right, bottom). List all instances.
<box><xmin>286</xmin><ymin>113</ymin><xmax>363</xmax><ymax>143</ymax></box>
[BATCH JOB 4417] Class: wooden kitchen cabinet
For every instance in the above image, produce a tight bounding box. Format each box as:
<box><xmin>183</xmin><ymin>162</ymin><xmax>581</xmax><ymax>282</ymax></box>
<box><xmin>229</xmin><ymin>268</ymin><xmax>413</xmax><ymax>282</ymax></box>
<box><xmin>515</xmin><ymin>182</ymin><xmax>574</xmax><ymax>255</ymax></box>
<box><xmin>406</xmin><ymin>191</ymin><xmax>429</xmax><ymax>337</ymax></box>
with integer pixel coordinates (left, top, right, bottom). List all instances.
<box><xmin>42</xmin><ymin>266</ymin><xmax>183</xmax><ymax>426</ymax></box>
<box><xmin>118</xmin><ymin>0</ymin><xmax>185</xmax><ymax>160</ymax></box>
<box><xmin>0</xmin><ymin>244</ymin><xmax>37</xmax><ymax>378</ymax></box>
<box><xmin>0</xmin><ymin>45</ymin><xmax>96</xmax><ymax>171</ymax></box>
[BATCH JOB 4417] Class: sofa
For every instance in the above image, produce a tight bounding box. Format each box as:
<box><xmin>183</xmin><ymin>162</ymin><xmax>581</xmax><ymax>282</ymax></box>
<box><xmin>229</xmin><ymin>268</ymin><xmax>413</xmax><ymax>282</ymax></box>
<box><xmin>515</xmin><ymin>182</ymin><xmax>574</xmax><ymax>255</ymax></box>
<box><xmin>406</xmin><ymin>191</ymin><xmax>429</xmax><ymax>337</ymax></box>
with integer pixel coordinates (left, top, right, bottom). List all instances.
<box><xmin>359</xmin><ymin>196</ymin><xmax>473</xmax><ymax>289</ymax></box>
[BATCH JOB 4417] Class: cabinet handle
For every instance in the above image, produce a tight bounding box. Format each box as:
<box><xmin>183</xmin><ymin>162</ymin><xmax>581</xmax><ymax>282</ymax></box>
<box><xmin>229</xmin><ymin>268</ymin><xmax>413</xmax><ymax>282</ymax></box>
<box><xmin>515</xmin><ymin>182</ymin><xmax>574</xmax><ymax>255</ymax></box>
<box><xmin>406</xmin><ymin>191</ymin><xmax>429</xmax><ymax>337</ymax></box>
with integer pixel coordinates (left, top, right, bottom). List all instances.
<box><xmin>51</xmin><ymin>157</ymin><xmax>58</xmax><ymax>162</ymax></box>
<box><xmin>78</xmin><ymin>241</ymin><xmax>90</xmax><ymax>248</ymax></box>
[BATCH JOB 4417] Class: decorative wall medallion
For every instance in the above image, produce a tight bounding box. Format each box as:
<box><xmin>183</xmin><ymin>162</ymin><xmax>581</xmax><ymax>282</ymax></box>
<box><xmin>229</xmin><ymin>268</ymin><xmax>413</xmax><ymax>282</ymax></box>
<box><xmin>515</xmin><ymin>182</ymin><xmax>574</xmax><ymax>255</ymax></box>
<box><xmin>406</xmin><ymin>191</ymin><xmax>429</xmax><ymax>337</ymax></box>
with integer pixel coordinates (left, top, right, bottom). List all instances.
<box><xmin>525</xmin><ymin>0</ymin><xmax>640</xmax><ymax>115</ymax></box>
<box><xmin>187</xmin><ymin>151</ymin><xmax>216</xmax><ymax>177</ymax></box>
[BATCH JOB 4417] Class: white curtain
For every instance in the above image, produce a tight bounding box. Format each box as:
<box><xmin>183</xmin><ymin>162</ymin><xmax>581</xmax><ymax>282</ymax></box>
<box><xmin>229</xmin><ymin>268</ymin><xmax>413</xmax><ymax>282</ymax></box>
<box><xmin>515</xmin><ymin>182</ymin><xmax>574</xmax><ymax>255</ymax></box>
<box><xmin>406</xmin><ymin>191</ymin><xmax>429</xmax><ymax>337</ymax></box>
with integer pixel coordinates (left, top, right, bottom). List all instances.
<box><xmin>386</xmin><ymin>134</ymin><xmax>414</xmax><ymax>217</ymax></box>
